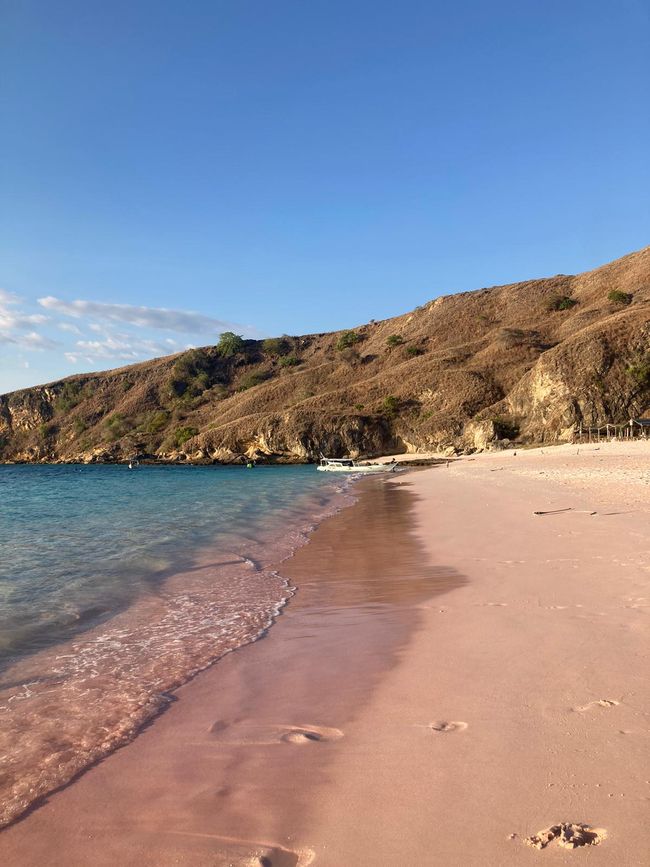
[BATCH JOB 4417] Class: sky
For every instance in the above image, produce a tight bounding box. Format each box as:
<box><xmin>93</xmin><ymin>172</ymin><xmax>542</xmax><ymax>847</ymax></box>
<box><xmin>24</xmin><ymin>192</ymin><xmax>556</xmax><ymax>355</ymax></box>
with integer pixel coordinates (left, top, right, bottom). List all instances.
<box><xmin>1</xmin><ymin>0</ymin><xmax>649</xmax><ymax>393</ymax></box>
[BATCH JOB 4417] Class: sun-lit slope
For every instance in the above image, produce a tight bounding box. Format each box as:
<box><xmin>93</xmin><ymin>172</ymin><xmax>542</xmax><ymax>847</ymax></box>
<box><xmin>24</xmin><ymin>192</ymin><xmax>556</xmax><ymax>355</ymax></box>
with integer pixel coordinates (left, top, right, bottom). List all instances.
<box><xmin>1</xmin><ymin>246</ymin><xmax>649</xmax><ymax>462</ymax></box>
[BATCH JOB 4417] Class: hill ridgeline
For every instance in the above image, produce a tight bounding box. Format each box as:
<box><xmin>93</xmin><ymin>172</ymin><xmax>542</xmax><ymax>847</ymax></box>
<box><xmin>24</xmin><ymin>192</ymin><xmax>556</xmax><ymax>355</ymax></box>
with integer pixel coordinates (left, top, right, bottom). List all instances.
<box><xmin>1</xmin><ymin>247</ymin><xmax>649</xmax><ymax>464</ymax></box>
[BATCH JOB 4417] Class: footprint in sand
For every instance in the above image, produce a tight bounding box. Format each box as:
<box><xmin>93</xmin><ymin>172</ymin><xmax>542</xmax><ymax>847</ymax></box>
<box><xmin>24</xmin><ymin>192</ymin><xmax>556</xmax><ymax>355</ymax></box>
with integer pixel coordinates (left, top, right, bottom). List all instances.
<box><xmin>280</xmin><ymin>725</ymin><xmax>343</xmax><ymax>744</ymax></box>
<box><xmin>246</xmin><ymin>852</ymin><xmax>306</xmax><ymax>867</ymax></box>
<box><xmin>210</xmin><ymin>719</ymin><xmax>238</xmax><ymax>734</ymax></box>
<box><xmin>209</xmin><ymin>720</ymin><xmax>343</xmax><ymax>745</ymax></box>
<box><xmin>429</xmin><ymin>720</ymin><xmax>468</xmax><ymax>733</ymax></box>
<box><xmin>164</xmin><ymin>831</ymin><xmax>314</xmax><ymax>867</ymax></box>
<box><xmin>239</xmin><ymin>843</ymin><xmax>315</xmax><ymax>867</ymax></box>
<box><xmin>524</xmin><ymin>822</ymin><xmax>606</xmax><ymax>850</ymax></box>
<box><xmin>573</xmin><ymin>699</ymin><xmax>620</xmax><ymax>713</ymax></box>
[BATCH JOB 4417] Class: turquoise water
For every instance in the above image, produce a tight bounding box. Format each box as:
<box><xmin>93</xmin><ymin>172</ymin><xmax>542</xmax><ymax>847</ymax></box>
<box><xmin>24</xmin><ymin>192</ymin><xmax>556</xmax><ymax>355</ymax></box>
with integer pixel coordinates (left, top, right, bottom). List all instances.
<box><xmin>0</xmin><ymin>464</ymin><xmax>350</xmax><ymax>828</ymax></box>
<box><xmin>0</xmin><ymin>464</ymin><xmax>339</xmax><ymax>659</ymax></box>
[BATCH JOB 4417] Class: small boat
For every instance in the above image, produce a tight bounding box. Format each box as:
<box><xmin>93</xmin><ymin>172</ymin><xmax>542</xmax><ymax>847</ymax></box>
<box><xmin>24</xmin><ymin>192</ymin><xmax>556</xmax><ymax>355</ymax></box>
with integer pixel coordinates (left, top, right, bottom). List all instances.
<box><xmin>128</xmin><ymin>459</ymin><xmax>140</xmax><ymax>469</ymax></box>
<box><xmin>316</xmin><ymin>457</ymin><xmax>397</xmax><ymax>473</ymax></box>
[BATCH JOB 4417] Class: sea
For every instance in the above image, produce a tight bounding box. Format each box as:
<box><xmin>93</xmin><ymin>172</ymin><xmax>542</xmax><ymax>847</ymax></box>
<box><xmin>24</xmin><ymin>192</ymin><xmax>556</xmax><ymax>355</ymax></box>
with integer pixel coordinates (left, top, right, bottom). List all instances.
<box><xmin>0</xmin><ymin>464</ymin><xmax>352</xmax><ymax>828</ymax></box>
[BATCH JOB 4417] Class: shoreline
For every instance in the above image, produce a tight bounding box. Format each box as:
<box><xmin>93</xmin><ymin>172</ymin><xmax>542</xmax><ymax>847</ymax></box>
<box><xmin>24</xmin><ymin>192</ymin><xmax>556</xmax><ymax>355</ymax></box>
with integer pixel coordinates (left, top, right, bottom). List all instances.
<box><xmin>2</xmin><ymin>434</ymin><xmax>649</xmax><ymax>468</ymax></box>
<box><xmin>0</xmin><ymin>441</ymin><xmax>648</xmax><ymax>865</ymax></box>
<box><xmin>0</xmin><ymin>468</ymin><xmax>355</xmax><ymax>832</ymax></box>
<box><xmin>0</xmin><ymin>455</ymin><xmax>448</xmax><ymax>468</ymax></box>
<box><xmin>0</xmin><ymin>472</ymin><xmax>456</xmax><ymax>866</ymax></box>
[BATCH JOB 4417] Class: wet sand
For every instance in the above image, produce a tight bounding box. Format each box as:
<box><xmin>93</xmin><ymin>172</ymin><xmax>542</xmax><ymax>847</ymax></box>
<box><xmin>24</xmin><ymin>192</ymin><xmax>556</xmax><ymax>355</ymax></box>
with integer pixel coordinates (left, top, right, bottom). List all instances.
<box><xmin>1</xmin><ymin>441</ymin><xmax>648</xmax><ymax>866</ymax></box>
<box><xmin>0</xmin><ymin>477</ymin><xmax>462</xmax><ymax>866</ymax></box>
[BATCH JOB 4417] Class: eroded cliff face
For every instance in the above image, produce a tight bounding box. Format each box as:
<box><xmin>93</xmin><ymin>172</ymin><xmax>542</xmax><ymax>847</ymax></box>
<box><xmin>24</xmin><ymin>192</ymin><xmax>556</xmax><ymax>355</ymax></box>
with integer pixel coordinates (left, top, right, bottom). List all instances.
<box><xmin>1</xmin><ymin>246</ymin><xmax>649</xmax><ymax>463</ymax></box>
<box><xmin>506</xmin><ymin>308</ymin><xmax>650</xmax><ymax>441</ymax></box>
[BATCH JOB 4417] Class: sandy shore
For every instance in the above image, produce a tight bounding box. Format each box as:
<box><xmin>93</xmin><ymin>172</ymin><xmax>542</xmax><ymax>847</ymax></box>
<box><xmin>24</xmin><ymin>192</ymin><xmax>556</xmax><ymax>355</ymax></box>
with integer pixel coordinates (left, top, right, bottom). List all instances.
<box><xmin>0</xmin><ymin>441</ymin><xmax>648</xmax><ymax>865</ymax></box>
<box><xmin>307</xmin><ymin>440</ymin><xmax>650</xmax><ymax>865</ymax></box>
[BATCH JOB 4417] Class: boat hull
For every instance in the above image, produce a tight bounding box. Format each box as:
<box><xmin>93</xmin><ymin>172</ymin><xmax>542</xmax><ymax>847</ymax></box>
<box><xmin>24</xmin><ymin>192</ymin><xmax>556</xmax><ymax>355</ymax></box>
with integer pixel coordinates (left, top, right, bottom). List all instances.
<box><xmin>316</xmin><ymin>464</ymin><xmax>395</xmax><ymax>473</ymax></box>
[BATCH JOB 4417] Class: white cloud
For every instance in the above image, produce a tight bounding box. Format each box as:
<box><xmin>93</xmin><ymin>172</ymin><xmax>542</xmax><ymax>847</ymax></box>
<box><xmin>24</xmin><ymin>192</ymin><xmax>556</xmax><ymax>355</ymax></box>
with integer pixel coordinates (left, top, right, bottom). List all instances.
<box><xmin>70</xmin><ymin>330</ymin><xmax>183</xmax><ymax>363</ymax></box>
<box><xmin>3</xmin><ymin>289</ymin><xmax>264</xmax><ymax>392</ymax></box>
<box><xmin>0</xmin><ymin>289</ymin><xmax>54</xmax><ymax>350</ymax></box>
<box><xmin>0</xmin><ymin>331</ymin><xmax>58</xmax><ymax>350</ymax></box>
<box><xmin>0</xmin><ymin>289</ymin><xmax>19</xmax><ymax>305</ymax></box>
<box><xmin>38</xmin><ymin>296</ymin><xmax>256</xmax><ymax>337</ymax></box>
<box><xmin>58</xmin><ymin>321</ymin><xmax>83</xmax><ymax>335</ymax></box>
<box><xmin>0</xmin><ymin>289</ymin><xmax>48</xmax><ymax>331</ymax></box>
<box><xmin>20</xmin><ymin>331</ymin><xmax>59</xmax><ymax>350</ymax></box>
<box><xmin>76</xmin><ymin>337</ymin><xmax>140</xmax><ymax>360</ymax></box>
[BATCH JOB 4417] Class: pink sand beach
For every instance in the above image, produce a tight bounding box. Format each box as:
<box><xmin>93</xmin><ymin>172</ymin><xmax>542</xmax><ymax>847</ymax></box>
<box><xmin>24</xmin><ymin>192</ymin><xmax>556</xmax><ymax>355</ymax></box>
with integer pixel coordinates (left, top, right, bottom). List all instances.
<box><xmin>1</xmin><ymin>441</ymin><xmax>648</xmax><ymax>866</ymax></box>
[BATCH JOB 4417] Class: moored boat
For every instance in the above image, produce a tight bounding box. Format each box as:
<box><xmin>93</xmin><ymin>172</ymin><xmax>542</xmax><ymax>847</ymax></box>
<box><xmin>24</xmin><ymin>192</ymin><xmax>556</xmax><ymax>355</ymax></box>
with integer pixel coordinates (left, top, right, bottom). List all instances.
<box><xmin>316</xmin><ymin>457</ymin><xmax>397</xmax><ymax>473</ymax></box>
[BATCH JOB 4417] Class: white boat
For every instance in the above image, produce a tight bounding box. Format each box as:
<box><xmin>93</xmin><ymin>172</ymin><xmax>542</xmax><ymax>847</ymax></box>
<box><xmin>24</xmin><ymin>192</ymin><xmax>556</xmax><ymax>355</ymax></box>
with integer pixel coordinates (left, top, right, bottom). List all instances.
<box><xmin>316</xmin><ymin>457</ymin><xmax>397</xmax><ymax>473</ymax></box>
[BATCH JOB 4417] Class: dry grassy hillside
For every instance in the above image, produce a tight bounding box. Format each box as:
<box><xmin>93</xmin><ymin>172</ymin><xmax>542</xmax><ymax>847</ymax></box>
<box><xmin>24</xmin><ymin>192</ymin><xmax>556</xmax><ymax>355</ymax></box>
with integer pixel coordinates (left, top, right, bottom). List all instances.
<box><xmin>1</xmin><ymin>246</ymin><xmax>649</xmax><ymax>463</ymax></box>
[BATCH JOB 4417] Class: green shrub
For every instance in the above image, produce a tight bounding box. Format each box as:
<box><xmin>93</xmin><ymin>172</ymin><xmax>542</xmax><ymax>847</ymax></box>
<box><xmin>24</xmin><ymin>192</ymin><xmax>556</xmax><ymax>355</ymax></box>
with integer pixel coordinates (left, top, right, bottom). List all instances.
<box><xmin>173</xmin><ymin>426</ymin><xmax>198</xmax><ymax>447</ymax></box>
<box><xmin>138</xmin><ymin>410</ymin><xmax>170</xmax><ymax>434</ymax></box>
<box><xmin>386</xmin><ymin>334</ymin><xmax>404</xmax><ymax>347</ymax></box>
<box><xmin>54</xmin><ymin>381</ymin><xmax>84</xmax><ymax>413</ymax></box>
<box><xmin>38</xmin><ymin>422</ymin><xmax>56</xmax><ymax>440</ymax></box>
<box><xmin>168</xmin><ymin>349</ymin><xmax>213</xmax><ymax>399</ymax></box>
<box><xmin>73</xmin><ymin>419</ymin><xmax>87</xmax><ymax>435</ymax></box>
<box><xmin>216</xmin><ymin>332</ymin><xmax>244</xmax><ymax>357</ymax></box>
<box><xmin>262</xmin><ymin>336</ymin><xmax>291</xmax><ymax>356</ymax></box>
<box><xmin>382</xmin><ymin>395</ymin><xmax>400</xmax><ymax>417</ymax></box>
<box><xmin>238</xmin><ymin>370</ymin><xmax>271</xmax><ymax>391</ymax></box>
<box><xmin>173</xmin><ymin>348</ymin><xmax>209</xmax><ymax>378</ymax></box>
<box><xmin>54</xmin><ymin>380</ymin><xmax>96</xmax><ymax>413</ymax></box>
<box><xmin>354</xmin><ymin>403</ymin><xmax>365</xmax><ymax>411</ymax></box>
<box><xmin>103</xmin><ymin>413</ymin><xmax>131</xmax><ymax>440</ymax></box>
<box><xmin>626</xmin><ymin>355</ymin><xmax>650</xmax><ymax>387</ymax></box>
<box><xmin>278</xmin><ymin>354</ymin><xmax>301</xmax><ymax>368</ymax></box>
<box><xmin>406</xmin><ymin>345</ymin><xmax>423</xmax><ymax>357</ymax></box>
<box><xmin>548</xmin><ymin>296</ymin><xmax>577</xmax><ymax>312</ymax></box>
<box><xmin>194</xmin><ymin>371</ymin><xmax>210</xmax><ymax>390</ymax></box>
<box><xmin>336</xmin><ymin>330</ymin><xmax>361</xmax><ymax>350</ymax></box>
<box><xmin>608</xmin><ymin>290</ymin><xmax>632</xmax><ymax>306</ymax></box>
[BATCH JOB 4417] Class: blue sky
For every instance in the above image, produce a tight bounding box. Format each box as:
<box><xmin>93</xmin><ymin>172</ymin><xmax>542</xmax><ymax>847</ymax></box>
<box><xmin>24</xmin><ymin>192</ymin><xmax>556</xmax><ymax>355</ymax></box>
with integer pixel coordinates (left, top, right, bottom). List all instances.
<box><xmin>1</xmin><ymin>0</ymin><xmax>649</xmax><ymax>393</ymax></box>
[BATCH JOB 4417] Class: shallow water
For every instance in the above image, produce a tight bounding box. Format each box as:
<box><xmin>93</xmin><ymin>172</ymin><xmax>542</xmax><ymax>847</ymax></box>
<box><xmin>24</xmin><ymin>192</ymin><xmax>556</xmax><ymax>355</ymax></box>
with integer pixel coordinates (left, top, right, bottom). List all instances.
<box><xmin>0</xmin><ymin>464</ymin><xmax>350</xmax><ymax>828</ymax></box>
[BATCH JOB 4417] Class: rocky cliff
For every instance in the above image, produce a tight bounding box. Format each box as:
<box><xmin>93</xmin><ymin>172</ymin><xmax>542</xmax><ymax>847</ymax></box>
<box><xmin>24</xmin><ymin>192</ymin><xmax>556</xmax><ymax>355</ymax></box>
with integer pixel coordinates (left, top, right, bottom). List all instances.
<box><xmin>1</xmin><ymin>247</ymin><xmax>649</xmax><ymax>463</ymax></box>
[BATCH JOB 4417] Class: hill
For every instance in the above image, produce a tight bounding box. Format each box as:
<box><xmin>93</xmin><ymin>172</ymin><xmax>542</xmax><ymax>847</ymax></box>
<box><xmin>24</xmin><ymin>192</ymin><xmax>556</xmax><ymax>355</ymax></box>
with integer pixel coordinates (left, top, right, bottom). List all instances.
<box><xmin>1</xmin><ymin>246</ymin><xmax>649</xmax><ymax>463</ymax></box>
